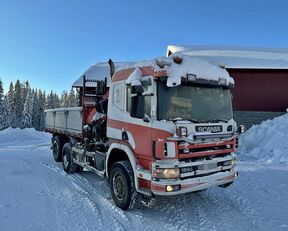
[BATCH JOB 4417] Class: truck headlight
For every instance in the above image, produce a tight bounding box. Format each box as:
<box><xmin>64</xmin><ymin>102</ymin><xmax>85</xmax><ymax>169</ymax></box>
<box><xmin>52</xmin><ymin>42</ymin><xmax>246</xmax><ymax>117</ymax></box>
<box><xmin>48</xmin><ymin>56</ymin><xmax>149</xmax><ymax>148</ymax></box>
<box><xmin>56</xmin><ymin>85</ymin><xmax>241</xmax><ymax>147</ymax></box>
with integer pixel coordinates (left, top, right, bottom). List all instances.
<box><xmin>176</xmin><ymin>126</ymin><xmax>188</xmax><ymax>137</ymax></box>
<box><xmin>231</xmin><ymin>158</ymin><xmax>237</xmax><ymax>167</ymax></box>
<box><xmin>153</xmin><ymin>168</ymin><xmax>180</xmax><ymax>179</ymax></box>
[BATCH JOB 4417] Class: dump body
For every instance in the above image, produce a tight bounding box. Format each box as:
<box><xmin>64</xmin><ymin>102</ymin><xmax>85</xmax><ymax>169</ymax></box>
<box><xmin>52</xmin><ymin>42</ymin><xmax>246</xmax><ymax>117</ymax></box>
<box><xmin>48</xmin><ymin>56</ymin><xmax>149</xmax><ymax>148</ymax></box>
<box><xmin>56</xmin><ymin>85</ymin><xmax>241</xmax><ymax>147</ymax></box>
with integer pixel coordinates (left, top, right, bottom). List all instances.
<box><xmin>45</xmin><ymin>107</ymin><xmax>82</xmax><ymax>137</ymax></box>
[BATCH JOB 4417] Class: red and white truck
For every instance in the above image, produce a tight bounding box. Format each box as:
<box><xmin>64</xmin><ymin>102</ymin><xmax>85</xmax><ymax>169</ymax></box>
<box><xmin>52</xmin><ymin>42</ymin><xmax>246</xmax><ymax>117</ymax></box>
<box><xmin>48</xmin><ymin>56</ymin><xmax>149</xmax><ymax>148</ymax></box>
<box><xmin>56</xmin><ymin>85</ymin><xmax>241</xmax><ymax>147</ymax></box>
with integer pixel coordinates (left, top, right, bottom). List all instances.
<box><xmin>45</xmin><ymin>54</ymin><xmax>243</xmax><ymax>210</ymax></box>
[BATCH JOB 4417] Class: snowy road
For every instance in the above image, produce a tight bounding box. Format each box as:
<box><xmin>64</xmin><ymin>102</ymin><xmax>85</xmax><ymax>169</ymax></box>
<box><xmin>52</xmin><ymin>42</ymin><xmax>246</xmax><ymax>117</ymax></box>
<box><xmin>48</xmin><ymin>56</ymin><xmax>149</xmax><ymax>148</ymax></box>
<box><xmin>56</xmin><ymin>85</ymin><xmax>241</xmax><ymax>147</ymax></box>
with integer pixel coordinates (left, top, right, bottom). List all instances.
<box><xmin>0</xmin><ymin>128</ymin><xmax>288</xmax><ymax>231</ymax></box>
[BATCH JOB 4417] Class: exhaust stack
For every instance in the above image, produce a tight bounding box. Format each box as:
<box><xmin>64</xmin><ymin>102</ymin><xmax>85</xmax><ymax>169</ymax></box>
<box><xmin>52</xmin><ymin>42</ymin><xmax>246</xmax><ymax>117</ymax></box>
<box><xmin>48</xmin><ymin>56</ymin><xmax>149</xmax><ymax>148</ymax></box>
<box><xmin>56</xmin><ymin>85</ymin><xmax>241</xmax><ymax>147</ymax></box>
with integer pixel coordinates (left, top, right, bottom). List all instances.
<box><xmin>108</xmin><ymin>59</ymin><xmax>115</xmax><ymax>79</ymax></box>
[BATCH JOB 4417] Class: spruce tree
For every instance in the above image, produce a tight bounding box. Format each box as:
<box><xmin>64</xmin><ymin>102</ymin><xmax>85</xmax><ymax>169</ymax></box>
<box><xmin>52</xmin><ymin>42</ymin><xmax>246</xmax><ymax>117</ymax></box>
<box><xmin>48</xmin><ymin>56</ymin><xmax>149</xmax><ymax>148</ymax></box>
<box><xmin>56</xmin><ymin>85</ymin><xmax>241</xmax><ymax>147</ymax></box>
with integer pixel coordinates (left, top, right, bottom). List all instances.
<box><xmin>38</xmin><ymin>90</ymin><xmax>46</xmax><ymax>131</ymax></box>
<box><xmin>13</xmin><ymin>80</ymin><xmax>23</xmax><ymax>127</ymax></box>
<box><xmin>54</xmin><ymin>93</ymin><xmax>60</xmax><ymax>108</ymax></box>
<box><xmin>0</xmin><ymin>79</ymin><xmax>5</xmax><ymax>129</ymax></box>
<box><xmin>46</xmin><ymin>91</ymin><xmax>54</xmax><ymax>109</ymax></box>
<box><xmin>32</xmin><ymin>89</ymin><xmax>40</xmax><ymax>130</ymax></box>
<box><xmin>21</xmin><ymin>88</ymin><xmax>34</xmax><ymax>128</ymax></box>
<box><xmin>0</xmin><ymin>96</ymin><xmax>12</xmax><ymax>130</ymax></box>
<box><xmin>68</xmin><ymin>88</ymin><xmax>77</xmax><ymax>107</ymax></box>
<box><xmin>7</xmin><ymin>82</ymin><xmax>16</xmax><ymax>127</ymax></box>
<box><xmin>60</xmin><ymin>91</ymin><xmax>69</xmax><ymax>107</ymax></box>
<box><xmin>0</xmin><ymin>79</ymin><xmax>3</xmax><ymax>103</ymax></box>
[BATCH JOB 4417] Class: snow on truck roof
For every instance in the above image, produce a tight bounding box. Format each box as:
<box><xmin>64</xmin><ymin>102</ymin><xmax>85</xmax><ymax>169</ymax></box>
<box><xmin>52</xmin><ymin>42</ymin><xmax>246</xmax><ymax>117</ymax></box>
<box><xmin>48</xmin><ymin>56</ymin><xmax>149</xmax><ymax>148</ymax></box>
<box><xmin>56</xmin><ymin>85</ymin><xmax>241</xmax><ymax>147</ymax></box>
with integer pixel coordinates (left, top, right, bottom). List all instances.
<box><xmin>167</xmin><ymin>45</ymin><xmax>288</xmax><ymax>70</ymax></box>
<box><xmin>73</xmin><ymin>54</ymin><xmax>233</xmax><ymax>88</ymax></box>
<box><xmin>72</xmin><ymin>62</ymin><xmax>126</xmax><ymax>88</ymax></box>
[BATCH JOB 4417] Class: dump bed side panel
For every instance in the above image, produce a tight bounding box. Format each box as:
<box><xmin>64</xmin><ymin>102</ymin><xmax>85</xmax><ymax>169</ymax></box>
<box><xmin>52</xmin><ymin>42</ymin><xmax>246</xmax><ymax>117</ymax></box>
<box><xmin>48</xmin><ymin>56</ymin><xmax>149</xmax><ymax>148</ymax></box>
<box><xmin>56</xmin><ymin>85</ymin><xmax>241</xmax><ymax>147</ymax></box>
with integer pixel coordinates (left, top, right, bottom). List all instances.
<box><xmin>45</xmin><ymin>107</ymin><xmax>82</xmax><ymax>136</ymax></box>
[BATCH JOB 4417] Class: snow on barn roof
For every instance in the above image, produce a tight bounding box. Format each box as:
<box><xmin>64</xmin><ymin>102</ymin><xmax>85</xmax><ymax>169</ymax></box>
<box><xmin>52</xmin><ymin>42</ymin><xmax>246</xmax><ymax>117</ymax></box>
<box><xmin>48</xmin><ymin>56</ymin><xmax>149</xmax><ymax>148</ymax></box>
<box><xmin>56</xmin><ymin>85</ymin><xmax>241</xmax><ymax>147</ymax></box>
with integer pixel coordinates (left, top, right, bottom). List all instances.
<box><xmin>167</xmin><ymin>45</ymin><xmax>288</xmax><ymax>70</ymax></box>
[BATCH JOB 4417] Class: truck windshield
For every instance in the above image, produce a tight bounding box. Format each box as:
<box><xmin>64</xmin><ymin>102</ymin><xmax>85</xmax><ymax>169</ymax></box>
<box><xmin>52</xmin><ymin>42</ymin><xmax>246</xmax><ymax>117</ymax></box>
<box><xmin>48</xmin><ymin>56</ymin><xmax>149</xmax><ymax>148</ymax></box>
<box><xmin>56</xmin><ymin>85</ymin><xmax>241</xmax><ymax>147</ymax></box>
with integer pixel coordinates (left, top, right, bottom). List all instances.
<box><xmin>157</xmin><ymin>82</ymin><xmax>233</xmax><ymax>122</ymax></box>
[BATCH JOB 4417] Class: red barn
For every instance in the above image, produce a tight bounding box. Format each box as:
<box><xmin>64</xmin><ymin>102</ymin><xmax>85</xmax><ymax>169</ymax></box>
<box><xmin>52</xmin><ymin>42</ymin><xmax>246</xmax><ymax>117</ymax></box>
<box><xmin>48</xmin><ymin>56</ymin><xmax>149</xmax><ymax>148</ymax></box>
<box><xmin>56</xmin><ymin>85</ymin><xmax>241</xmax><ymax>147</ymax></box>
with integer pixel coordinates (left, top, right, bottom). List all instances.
<box><xmin>167</xmin><ymin>45</ymin><xmax>288</xmax><ymax>127</ymax></box>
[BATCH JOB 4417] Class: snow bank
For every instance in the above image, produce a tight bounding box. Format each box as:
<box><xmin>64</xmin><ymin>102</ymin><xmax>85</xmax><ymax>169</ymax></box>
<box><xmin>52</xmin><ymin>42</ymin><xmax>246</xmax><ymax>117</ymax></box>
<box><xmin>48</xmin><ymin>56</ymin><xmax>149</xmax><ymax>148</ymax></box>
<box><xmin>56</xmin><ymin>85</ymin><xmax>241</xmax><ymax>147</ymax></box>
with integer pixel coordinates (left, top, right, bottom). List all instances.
<box><xmin>238</xmin><ymin>114</ymin><xmax>288</xmax><ymax>164</ymax></box>
<box><xmin>0</xmin><ymin>127</ymin><xmax>51</xmax><ymax>146</ymax></box>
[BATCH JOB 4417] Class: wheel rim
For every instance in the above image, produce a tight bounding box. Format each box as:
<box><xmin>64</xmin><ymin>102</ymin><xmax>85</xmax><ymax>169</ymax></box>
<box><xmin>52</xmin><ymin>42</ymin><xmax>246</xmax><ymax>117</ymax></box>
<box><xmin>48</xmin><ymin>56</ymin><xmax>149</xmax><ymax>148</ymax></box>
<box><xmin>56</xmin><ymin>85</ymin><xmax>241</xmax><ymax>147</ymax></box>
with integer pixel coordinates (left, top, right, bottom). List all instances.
<box><xmin>63</xmin><ymin>149</ymin><xmax>69</xmax><ymax>168</ymax></box>
<box><xmin>53</xmin><ymin>141</ymin><xmax>58</xmax><ymax>158</ymax></box>
<box><xmin>113</xmin><ymin>173</ymin><xmax>126</xmax><ymax>201</ymax></box>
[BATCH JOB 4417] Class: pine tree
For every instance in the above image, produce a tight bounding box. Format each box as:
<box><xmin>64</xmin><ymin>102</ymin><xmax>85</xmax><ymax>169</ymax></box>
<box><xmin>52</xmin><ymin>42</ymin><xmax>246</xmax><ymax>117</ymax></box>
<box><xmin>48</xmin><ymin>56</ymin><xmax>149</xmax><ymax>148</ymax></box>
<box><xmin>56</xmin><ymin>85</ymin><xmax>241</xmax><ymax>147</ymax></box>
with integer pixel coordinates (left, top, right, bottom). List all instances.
<box><xmin>32</xmin><ymin>89</ymin><xmax>41</xmax><ymax>130</ymax></box>
<box><xmin>38</xmin><ymin>90</ymin><xmax>46</xmax><ymax>131</ymax></box>
<box><xmin>54</xmin><ymin>93</ymin><xmax>60</xmax><ymax>108</ymax></box>
<box><xmin>67</xmin><ymin>88</ymin><xmax>77</xmax><ymax>107</ymax></box>
<box><xmin>21</xmin><ymin>81</ymin><xmax>30</xmax><ymax>114</ymax></box>
<box><xmin>0</xmin><ymin>96</ymin><xmax>12</xmax><ymax>129</ymax></box>
<box><xmin>7</xmin><ymin>82</ymin><xmax>16</xmax><ymax>127</ymax></box>
<box><xmin>0</xmin><ymin>79</ymin><xmax>4</xmax><ymax>103</ymax></box>
<box><xmin>13</xmin><ymin>80</ymin><xmax>23</xmax><ymax>127</ymax></box>
<box><xmin>60</xmin><ymin>91</ymin><xmax>69</xmax><ymax>107</ymax></box>
<box><xmin>46</xmin><ymin>91</ymin><xmax>55</xmax><ymax>109</ymax></box>
<box><xmin>21</xmin><ymin>88</ymin><xmax>34</xmax><ymax>128</ymax></box>
<box><xmin>0</xmin><ymin>79</ymin><xmax>5</xmax><ymax>129</ymax></box>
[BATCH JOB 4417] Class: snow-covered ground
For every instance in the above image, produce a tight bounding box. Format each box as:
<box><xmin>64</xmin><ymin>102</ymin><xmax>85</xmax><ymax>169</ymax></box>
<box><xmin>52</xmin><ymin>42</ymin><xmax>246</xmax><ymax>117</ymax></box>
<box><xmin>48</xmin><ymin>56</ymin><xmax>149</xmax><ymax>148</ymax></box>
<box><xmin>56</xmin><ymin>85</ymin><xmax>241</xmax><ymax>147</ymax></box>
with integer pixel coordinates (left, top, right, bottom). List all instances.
<box><xmin>0</xmin><ymin>115</ymin><xmax>287</xmax><ymax>231</ymax></box>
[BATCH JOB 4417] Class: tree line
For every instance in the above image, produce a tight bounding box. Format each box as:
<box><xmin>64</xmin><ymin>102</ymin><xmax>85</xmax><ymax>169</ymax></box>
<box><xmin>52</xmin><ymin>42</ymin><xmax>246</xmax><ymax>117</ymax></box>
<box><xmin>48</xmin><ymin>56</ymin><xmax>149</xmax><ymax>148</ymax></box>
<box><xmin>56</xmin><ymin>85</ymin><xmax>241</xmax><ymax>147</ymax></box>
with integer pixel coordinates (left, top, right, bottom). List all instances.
<box><xmin>0</xmin><ymin>79</ymin><xmax>79</xmax><ymax>131</ymax></box>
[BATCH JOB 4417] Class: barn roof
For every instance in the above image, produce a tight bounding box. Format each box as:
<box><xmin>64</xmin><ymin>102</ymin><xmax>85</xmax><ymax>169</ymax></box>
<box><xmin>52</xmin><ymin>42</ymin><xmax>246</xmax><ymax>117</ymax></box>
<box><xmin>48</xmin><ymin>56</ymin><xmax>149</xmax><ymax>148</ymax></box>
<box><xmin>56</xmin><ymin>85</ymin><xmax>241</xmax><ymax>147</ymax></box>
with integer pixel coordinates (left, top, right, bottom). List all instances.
<box><xmin>167</xmin><ymin>45</ymin><xmax>288</xmax><ymax>70</ymax></box>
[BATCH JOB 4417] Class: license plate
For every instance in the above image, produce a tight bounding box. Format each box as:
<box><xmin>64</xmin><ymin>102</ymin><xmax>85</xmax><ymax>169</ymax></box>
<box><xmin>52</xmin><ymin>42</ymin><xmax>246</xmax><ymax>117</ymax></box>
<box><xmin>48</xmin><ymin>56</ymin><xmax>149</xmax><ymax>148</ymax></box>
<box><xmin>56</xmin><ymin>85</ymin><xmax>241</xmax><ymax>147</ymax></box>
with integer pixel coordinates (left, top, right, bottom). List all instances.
<box><xmin>198</xmin><ymin>162</ymin><xmax>217</xmax><ymax>170</ymax></box>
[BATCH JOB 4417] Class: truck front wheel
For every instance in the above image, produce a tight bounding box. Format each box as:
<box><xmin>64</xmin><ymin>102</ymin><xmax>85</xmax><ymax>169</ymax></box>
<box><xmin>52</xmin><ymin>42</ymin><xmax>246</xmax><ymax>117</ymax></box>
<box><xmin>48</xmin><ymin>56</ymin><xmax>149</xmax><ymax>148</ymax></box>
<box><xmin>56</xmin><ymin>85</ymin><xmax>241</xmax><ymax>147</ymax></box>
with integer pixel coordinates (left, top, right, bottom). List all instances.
<box><xmin>52</xmin><ymin>136</ymin><xmax>62</xmax><ymax>162</ymax></box>
<box><xmin>109</xmin><ymin>161</ymin><xmax>138</xmax><ymax>210</ymax></box>
<box><xmin>62</xmin><ymin>143</ymin><xmax>81</xmax><ymax>173</ymax></box>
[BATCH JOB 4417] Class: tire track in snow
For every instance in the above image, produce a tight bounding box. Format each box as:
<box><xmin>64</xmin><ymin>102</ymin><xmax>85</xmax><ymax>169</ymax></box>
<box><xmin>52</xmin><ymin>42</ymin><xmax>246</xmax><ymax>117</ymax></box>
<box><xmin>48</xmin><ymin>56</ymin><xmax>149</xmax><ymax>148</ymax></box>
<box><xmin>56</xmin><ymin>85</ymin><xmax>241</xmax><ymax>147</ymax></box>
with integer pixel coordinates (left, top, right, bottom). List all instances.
<box><xmin>199</xmin><ymin>189</ymin><xmax>260</xmax><ymax>231</ymax></box>
<box><xmin>156</xmin><ymin>195</ymin><xmax>201</xmax><ymax>231</ymax></box>
<box><xmin>41</xmin><ymin>163</ymin><xmax>104</xmax><ymax>231</ymax></box>
<box><xmin>43</xmin><ymin>163</ymin><xmax>130</xmax><ymax>231</ymax></box>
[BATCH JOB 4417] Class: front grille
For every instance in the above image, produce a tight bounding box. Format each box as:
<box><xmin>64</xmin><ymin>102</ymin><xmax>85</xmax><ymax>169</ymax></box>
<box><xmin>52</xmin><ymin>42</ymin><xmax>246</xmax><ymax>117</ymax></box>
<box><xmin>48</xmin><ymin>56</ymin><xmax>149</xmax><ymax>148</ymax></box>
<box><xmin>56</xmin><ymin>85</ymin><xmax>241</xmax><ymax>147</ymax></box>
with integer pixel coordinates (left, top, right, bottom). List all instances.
<box><xmin>180</xmin><ymin>169</ymin><xmax>231</xmax><ymax>180</ymax></box>
<box><xmin>178</xmin><ymin>139</ymin><xmax>235</xmax><ymax>159</ymax></box>
<box><xmin>178</xmin><ymin>144</ymin><xmax>231</xmax><ymax>154</ymax></box>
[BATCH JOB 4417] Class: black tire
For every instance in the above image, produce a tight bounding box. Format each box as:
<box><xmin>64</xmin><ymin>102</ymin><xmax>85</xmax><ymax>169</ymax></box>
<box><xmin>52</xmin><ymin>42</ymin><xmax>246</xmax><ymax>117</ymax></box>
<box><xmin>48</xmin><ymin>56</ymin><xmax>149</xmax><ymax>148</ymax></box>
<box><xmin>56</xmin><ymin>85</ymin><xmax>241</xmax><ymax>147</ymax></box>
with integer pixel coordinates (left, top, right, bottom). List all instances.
<box><xmin>62</xmin><ymin>143</ymin><xmax>81</xmax><ymax>174</ymax></box>
<box><xmin>109</xmin><ymin>161</ymin><xmax>139</xmax><ymax>210</ymax></box>
<box><xmin>52</xmin><ymin>136</ymin><xmax>62</xmax><ymax>162</ymax></box>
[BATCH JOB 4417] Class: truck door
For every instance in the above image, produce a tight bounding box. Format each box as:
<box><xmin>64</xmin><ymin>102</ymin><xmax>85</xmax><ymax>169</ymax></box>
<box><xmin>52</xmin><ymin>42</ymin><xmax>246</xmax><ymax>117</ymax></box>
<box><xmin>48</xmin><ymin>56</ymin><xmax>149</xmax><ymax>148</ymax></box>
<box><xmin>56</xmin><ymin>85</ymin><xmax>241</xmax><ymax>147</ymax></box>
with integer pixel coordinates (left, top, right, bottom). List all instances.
<box><xmin>121</xmin><ymin>83</ymin><xmax>152</xmax><ymax>169</ymax></box>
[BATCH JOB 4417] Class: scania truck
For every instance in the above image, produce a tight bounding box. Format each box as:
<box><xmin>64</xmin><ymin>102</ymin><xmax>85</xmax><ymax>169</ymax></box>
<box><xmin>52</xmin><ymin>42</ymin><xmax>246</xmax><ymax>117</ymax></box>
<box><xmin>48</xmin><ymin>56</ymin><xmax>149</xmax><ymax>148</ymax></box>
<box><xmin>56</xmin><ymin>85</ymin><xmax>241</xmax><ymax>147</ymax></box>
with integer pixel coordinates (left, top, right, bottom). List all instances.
<box><xmin>45</xmin><ymin>54</ymin><xmax>243</xmax><ymax>210</ymax></box>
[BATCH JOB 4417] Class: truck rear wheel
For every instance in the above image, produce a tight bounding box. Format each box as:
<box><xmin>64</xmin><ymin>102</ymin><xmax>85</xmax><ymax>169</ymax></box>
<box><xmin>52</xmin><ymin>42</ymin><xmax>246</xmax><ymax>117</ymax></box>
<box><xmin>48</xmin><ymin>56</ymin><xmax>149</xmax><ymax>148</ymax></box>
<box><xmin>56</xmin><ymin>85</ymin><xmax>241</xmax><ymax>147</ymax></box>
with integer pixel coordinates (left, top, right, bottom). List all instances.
<box><xmin>52</xmin><ymin>136</ymin><xmax>62</xmax><ymax>162</ymax></box>
<box><xmin>62</xmin><ymin>143</ymin><xmax>81</xmax><ymax>173</ymax></box>
<box><xmin>109</xmin><ymin>161</ymin><xmax>138</xmax><ymax>210</ymax></box>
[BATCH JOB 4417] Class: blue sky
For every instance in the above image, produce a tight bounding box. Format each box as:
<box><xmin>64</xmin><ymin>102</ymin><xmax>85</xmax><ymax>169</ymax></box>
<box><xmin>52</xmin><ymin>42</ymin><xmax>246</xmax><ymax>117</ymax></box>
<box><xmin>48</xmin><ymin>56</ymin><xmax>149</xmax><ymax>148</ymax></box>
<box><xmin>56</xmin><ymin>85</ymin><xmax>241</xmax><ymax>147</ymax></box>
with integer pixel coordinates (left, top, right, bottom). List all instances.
<box><xmin>0</xmin><ymin>0</ymin><xmax>287</xmax><ymax>94</ymax></box>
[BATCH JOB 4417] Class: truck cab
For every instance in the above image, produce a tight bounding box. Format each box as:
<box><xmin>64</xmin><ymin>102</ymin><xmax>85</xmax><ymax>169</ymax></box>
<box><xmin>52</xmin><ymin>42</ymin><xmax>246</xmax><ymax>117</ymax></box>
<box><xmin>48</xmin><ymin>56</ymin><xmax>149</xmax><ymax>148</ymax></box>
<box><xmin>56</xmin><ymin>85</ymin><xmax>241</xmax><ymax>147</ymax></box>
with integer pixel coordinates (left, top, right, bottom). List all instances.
<box><xmin>106</xmin><ymin>55</ymin><xmax>239</xmax><ymax>199</ymax></box>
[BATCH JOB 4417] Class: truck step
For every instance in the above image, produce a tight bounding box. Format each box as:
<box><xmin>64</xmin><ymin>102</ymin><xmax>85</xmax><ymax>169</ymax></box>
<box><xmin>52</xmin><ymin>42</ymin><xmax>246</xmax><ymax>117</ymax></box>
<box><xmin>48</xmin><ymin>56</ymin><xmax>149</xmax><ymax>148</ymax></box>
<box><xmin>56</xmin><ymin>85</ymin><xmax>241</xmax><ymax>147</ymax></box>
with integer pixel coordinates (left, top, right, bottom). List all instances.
<box><xmin>137</xmin><ymin>187</ymin><xmax>152</xmax><ymax>196</ymax></box>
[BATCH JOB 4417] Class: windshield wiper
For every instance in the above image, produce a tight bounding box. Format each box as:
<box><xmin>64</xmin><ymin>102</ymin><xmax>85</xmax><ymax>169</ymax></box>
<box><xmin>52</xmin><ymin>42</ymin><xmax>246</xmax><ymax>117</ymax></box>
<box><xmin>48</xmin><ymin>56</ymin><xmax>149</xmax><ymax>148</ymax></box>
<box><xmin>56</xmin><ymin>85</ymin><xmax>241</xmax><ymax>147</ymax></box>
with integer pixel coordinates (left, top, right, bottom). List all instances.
<box><xmin>203</xmin><ymin>119</ymin><xmax>229</xmax><ymax>123</ymax></box>
<box><xmin>172</xmin><ymin>118</ymin><xmax>200</xmax><ymax>123</ymax></box>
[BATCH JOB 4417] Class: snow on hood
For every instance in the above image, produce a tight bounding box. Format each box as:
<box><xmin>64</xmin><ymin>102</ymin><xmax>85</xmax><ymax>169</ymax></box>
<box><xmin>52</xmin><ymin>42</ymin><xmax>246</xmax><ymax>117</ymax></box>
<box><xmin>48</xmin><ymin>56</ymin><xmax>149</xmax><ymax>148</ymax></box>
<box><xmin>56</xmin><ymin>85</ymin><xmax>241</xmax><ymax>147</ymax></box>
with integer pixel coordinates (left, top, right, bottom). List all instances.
<box><xmin>124</xmin><ymin>54</ymin><xmax>233</xmax><ymax>87</ymax></box>
<box><xmin>238</xmin><ymin>113</ymin><xmax>288</xmax><ymax>164</ymax></box>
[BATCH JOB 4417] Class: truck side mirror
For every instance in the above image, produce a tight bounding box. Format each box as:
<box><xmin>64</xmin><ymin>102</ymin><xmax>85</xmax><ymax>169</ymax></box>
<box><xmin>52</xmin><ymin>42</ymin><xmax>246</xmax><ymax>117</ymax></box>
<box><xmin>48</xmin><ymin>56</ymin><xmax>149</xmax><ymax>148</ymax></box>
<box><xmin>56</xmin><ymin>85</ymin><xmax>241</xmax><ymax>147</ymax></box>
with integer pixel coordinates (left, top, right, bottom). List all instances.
<box><xmin>130</xmin><ymin>95</ymin><xmax>144</xmax><ymax>119</ymax></box>
<box><xmin>237</xmin><ymin>125</ymin><xmax>245</xmax><ymax>134</ymax></box>
<box><xmin>131</xmin><ymin>85</ymin><xmax>144</xmax><ymax>94</ymax></box>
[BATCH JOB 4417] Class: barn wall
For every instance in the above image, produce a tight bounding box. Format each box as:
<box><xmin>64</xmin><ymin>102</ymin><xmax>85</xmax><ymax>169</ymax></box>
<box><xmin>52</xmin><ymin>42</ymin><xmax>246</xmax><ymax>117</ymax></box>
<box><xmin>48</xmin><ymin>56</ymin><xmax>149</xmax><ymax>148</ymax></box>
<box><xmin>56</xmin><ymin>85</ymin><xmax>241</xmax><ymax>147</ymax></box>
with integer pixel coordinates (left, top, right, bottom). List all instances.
<box><xmin>228</xmin><ymin>69</ymin><xmax>288</xmax><ymax>112</ymax></box>
<box><xmin>234</xmin><ymin>111</ymin><xmax>286</xmax><ymax>129</ymax></box>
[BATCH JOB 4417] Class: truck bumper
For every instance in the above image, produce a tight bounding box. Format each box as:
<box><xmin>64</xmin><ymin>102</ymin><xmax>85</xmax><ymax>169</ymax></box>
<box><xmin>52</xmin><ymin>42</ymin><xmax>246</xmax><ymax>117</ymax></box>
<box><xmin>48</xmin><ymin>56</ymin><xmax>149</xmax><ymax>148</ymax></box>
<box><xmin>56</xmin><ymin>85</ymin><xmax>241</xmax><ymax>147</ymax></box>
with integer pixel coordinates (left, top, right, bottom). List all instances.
<box><xmin>150</xmin><ymin>169</ymin><xmax>238</xmax><ymax>196</ymax></box>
